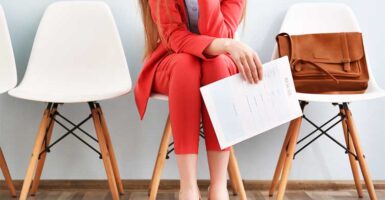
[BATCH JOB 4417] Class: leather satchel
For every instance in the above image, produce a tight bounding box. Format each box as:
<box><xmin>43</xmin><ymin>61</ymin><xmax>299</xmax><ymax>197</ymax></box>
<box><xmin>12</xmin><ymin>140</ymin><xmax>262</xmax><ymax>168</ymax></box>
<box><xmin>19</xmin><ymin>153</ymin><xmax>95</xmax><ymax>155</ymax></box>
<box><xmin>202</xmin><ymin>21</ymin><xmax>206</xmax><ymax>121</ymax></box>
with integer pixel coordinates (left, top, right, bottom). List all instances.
<box><xmin>276</xmin><ymin>32</ymin><xmax>369</xmax><ymax>94</ymax></box>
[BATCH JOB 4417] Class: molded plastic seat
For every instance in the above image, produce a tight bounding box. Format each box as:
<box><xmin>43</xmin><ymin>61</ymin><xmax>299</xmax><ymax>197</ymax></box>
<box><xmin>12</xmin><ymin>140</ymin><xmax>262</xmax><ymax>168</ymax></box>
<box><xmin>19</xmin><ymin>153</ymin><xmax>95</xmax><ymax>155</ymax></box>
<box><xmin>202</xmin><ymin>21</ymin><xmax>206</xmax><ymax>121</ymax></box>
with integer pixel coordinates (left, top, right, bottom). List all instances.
<box><xmin>8</xmin><ymin>1</ymin><xmax>131</xmax><ymax>103</ymax></box>
<box><xmin>0</xmin><ymin>5</ymin><xmax>17</xmax><ymax>94</ymax></box>
<box><xmin>272</xmin><ymin>3</ymin><xmax>385</xmax><ymax>103</ymax></box>
<box><xmin>150</xmin><ymin>93</ymin><xmax>168</xmax><ymax>101</ymax></box>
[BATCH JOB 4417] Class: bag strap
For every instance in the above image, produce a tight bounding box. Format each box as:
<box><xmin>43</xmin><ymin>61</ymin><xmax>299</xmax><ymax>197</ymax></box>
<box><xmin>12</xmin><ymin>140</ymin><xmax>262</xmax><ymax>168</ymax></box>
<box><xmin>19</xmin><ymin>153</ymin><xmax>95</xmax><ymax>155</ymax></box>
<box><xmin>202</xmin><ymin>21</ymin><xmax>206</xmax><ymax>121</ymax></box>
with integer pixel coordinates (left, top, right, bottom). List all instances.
<box><xmin>341</xmin><ymin>33</ymin><xmax>351</xmax><ymax>72</ymax></box>
<box><xmin>292</xmin><ymin>59</ymin><xmax>339</xmax><ymax>83</ymax></box>
<box><xmin>277</xmin><ymin>32</ymin><xmax>339</xmax><ymax>83</ymax></box>
<box><xmin>276</xmin><ymin>33</ymin><xmax>294</xmax><ymax>63</ymax></box>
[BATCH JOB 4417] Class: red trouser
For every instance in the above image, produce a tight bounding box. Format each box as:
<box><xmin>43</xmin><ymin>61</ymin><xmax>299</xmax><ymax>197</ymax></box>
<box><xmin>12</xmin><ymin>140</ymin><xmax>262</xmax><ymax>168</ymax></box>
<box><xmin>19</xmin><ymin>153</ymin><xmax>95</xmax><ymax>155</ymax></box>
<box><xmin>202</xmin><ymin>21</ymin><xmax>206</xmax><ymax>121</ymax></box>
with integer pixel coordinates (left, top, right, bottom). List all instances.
<box><xmin>153</xmin><ymin>53</ymin><xmax>238</xmax><ymax>154</ymax></box>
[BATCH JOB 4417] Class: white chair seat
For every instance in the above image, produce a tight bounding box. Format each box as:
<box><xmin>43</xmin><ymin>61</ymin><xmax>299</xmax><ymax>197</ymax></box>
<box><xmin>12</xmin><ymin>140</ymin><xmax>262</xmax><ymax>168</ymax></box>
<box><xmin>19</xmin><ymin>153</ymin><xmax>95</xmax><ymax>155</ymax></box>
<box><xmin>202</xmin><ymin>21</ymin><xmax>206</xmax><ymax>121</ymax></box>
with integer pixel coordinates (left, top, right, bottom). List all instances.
<box><xmin>150</xmin><ymin>93</ymin><xmax>169</xmax><ymax>101</ymax></box>
<box><xmin>150</xmin><ymin>86</ymin><xmax>385</xmax><ymax>104</ymax></box>
<box><xmin>297</xmin><ymin>86</ymin><xmax>385</xmax><ymax>103</ymax></box>
<box><xmin>0</xmin><ymin>84</ymin><xmax>13</xmax><ymax>94</ymax></box>
<box><xmin>9</xmin><ymin>82</ymin><xmax>130</xmax><ymax>103</ymax></box>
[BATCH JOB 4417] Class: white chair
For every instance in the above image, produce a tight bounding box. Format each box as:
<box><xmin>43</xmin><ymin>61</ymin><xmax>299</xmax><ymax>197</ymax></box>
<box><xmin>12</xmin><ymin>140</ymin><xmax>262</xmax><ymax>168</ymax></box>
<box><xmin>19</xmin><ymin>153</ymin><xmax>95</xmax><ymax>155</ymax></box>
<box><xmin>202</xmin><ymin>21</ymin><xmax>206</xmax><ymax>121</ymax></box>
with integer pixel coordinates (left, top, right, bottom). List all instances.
<box><xmin>0</xmin><ymin>4</ymin><xmax>17</xmax><ymax>198</ymax></box>
<box><xmin>8</xmin><ymin>2</ymin><xmax>131</xmax><ymax>200</ymax></box>
<box><xmin>147</xmin><ymin>94</ymin><xmax>247</xmax><ymax>200</ymax></box>
<box><xmin>269</xmin><ymin>3</ymin><xmax>385</xmax><ymax>200</ymax></box>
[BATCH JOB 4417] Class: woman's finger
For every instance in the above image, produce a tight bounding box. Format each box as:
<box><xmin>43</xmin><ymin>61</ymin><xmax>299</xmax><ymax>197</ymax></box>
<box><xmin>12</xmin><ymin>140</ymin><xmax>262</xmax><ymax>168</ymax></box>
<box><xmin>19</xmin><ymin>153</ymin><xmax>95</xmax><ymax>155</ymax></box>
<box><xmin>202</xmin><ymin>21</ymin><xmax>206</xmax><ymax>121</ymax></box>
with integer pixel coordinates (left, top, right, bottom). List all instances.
<box><xmin>253</xmin><ymin>53</ymin><xmax>263</xmax><ymax>80</ymax></box>
<box><xmin>234</xmin><ymin>57</ymin><xmax>247</xmax><ymax>81</ymax></box>
<box><xmin>247</xmin><ymin>53</ymin><xmax>259</xmax><ymax>83</ymax></box>
<box><xmin>240</xmin><ymin>56</ymin><xmax>253</xmax><ymax>84</ymax></box>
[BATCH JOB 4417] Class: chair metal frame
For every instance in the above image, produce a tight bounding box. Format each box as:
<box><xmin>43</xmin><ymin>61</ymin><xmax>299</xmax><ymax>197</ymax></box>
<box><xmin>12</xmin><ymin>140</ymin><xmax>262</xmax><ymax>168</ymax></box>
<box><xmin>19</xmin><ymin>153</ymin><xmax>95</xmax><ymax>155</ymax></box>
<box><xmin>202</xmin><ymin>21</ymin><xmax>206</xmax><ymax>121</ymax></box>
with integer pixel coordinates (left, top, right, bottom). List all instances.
<box><xmin>269</xmin><ymin>101</ymin><xmax>378</xmax><ymax>200</ymax></box>
<box><xmin>23</xmin><ymin>102</ymin><xmax>124</xmax><ymax>200</ymax></box>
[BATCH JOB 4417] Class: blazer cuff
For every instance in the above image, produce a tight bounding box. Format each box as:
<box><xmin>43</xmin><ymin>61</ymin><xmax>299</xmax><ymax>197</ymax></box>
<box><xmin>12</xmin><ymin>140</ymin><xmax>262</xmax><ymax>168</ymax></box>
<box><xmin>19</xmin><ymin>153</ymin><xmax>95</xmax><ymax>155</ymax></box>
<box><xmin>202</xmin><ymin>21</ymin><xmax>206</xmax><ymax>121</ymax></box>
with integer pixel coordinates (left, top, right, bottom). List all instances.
<box><xmin>189</xmin><ymin>34</ymin><xmax>217</xmax><ymax>61</ymax></box>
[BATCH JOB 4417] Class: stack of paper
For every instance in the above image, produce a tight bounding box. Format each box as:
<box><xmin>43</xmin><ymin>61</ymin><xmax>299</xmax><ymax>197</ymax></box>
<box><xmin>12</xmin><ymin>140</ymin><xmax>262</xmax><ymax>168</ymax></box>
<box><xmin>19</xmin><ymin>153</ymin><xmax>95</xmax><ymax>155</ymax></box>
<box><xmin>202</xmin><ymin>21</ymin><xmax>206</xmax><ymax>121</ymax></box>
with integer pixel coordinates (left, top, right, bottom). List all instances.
<box><xmin>200</xmin><ymin>56</ymin><xmax>303</xmax><ymax>149</ymax></box>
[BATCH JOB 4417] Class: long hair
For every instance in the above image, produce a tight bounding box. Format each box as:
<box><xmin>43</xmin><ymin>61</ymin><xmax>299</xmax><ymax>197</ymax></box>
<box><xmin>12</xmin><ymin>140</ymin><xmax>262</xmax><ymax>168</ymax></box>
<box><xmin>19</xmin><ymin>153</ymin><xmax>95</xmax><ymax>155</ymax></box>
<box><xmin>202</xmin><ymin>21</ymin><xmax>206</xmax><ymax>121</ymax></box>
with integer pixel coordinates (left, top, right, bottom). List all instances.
<box><xmin>138</xmin><ymin>0</ymin><xmax>161</xmax><ymax>58</ymax></box>
<box><xmin>138</xmin><ymin>0</ymin><xmax>246</xmax><ymax>58</ymax></box>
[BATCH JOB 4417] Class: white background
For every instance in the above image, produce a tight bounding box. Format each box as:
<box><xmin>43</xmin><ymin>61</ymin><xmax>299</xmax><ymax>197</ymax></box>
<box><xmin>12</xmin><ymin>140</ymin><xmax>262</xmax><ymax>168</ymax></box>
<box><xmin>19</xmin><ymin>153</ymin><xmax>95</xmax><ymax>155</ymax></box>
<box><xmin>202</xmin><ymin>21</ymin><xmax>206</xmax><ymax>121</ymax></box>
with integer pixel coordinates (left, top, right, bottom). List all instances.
<box><xmin>0</xmin><ymin>0</ymin><xmax>384</xmax><ymax>181</ymax></box>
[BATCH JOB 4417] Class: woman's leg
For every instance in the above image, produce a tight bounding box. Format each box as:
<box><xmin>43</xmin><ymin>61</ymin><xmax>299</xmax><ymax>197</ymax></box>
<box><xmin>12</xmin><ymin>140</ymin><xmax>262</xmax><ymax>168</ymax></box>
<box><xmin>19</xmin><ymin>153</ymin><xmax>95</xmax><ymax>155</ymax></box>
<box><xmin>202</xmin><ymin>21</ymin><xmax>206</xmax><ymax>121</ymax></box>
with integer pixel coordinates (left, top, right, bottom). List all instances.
<box><xmin>176</xmin><ymin>155</ymin><xmax>199</xmax><ymax>199</ymax></box>
<box><xmin>153</xmin><ymin>53</ymin><xmax>202</xmax><ymax>199</ymax></box>
<box><xmin>201</xmin><ymin>55</ymin><xmax>238</xmax><ymax>200</ymax></box>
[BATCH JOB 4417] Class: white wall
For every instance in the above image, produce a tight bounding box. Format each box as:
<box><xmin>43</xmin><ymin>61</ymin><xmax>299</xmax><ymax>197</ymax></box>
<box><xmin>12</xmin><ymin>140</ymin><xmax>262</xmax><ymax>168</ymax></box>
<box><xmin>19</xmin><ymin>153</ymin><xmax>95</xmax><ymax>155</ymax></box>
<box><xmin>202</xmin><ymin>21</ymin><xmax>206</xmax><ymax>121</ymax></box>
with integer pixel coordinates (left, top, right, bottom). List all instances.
<box><xmin>0</xmin><ymin>0</ymin><xmax>384</xmax><ymax>181</ymax></box>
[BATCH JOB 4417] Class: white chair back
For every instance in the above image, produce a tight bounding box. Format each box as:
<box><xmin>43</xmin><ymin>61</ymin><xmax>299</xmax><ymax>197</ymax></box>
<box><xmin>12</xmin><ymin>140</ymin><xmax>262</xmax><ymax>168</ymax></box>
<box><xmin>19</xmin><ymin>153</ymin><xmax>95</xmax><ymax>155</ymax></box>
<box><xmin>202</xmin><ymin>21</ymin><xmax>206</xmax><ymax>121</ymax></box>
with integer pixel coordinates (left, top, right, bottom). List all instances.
<box><xmin>11</xmin><ymin>1</ymin><xmax>131</xmax><ymax>102</ymax></box>
<box><xmin>280</xmin><ymin>3</ymin><xmax>361</xmax><ymax>34</ymax></box>
<box><xmin>0</xmin><ymin>5</ymin><xmax>17</xmax><ymax>94</ymax></box>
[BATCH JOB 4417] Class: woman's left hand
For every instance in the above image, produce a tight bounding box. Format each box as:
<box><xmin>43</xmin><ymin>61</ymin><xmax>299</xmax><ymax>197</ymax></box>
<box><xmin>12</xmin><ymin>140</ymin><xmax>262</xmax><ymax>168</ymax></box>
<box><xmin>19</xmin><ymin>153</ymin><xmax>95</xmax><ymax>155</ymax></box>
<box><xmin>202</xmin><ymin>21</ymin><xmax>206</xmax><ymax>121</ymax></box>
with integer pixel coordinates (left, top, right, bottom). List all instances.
<box><xmin>204</xmin><ymin>38</ymin><xmax>263</xmax><ymax>84</ymax></box>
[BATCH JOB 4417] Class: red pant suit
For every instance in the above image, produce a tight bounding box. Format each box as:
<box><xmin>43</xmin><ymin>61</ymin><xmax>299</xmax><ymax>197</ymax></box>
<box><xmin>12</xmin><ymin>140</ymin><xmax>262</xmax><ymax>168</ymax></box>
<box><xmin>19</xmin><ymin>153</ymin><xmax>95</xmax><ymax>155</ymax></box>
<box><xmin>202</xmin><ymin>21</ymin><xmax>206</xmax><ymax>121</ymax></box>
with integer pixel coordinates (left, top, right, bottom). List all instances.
<box><xmin>134</xmin><ymin>0</ymin><xmax>245</xmax><ymax>154</ymax></box>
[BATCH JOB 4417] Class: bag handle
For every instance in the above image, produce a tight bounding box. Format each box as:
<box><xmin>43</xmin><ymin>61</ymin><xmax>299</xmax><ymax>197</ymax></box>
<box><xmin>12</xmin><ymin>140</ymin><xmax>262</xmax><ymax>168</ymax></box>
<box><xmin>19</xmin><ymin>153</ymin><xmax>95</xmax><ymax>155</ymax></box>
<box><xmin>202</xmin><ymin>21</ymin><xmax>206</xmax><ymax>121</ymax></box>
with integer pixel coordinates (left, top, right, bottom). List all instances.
<box><xmin>276</xmin><ymin>32</ymin><xmax>339</xmax><ymax>83</ymax></box>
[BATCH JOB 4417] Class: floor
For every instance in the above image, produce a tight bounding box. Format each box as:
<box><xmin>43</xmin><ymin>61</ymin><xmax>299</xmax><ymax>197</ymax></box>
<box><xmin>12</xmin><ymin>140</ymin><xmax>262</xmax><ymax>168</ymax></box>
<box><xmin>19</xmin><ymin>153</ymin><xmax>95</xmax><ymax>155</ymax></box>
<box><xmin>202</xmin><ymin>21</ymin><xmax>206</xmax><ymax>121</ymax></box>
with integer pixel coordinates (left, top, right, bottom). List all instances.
<box><xmin>1</xmin><ymin>189</ymin><xmax>384</xmax><ymax>200</ymax></box>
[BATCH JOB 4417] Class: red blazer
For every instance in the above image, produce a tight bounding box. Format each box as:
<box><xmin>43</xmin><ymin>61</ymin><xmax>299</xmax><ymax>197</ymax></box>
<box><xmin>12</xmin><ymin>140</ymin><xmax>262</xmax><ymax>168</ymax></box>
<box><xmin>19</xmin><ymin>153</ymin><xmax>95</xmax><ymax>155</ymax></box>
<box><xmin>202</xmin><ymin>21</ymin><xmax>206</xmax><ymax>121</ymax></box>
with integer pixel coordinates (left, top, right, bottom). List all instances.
<box><xmin>134</xmin><ymin>0</ymin><xmax>245</xmax><ymax>119</ymax></box>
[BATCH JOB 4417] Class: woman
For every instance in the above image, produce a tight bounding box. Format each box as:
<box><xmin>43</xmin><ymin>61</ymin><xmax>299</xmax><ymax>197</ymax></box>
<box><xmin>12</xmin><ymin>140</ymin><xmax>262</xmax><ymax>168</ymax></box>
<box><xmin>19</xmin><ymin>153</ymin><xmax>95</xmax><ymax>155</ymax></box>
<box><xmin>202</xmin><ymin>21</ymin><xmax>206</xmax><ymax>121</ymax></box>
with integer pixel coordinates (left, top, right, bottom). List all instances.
<box><xmin>135</xmin><ymin>0</ymin><xmax>263</xmax><ymax>199</ymax></box>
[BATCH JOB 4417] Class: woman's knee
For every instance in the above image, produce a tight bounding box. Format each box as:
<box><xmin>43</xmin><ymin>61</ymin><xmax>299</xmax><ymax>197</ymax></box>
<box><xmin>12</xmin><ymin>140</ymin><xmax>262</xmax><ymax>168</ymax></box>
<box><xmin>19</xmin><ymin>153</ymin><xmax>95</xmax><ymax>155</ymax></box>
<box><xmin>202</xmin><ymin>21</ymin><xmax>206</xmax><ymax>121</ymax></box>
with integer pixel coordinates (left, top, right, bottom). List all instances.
<box><xmin>167</xmin><ymin>54</ymin><xmax>202</xmax><ymax>93</ymax></box>
<box><xmin>201</xmin><ymin>55</ymin><xmax>236</xmax><ymax>85</ymax></box>
<box><xmin>170</xmin><ymin>53</ymin><xmax>201</xmax><ymax>80</ymax></box>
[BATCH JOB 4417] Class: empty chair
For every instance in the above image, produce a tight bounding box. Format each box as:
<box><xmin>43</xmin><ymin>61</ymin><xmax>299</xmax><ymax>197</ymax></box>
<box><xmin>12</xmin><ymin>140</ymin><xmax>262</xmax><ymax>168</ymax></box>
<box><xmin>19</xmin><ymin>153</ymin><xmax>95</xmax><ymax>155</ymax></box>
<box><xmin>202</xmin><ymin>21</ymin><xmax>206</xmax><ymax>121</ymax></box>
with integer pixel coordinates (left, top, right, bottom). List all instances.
<box><xmin>0</xmin><ymin>4</ymin><xmax>17</xmax><ymax>198</ymax></box>
<box><xmin>269</xmin><ymin>3</ymin><xmax>385</xmax><ymax>200</ymax></box>
<box><xmin>8</xmin><ymin>2</ymin><xmax>131</xmax><ymax>200</ymax></box>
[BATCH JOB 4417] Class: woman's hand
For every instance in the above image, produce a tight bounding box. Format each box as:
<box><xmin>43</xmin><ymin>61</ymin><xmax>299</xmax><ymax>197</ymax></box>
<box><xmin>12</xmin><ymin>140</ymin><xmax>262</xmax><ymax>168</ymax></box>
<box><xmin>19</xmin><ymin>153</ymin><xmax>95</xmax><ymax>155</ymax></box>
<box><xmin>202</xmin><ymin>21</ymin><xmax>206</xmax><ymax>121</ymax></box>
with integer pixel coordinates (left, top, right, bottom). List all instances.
<box><xmin>224</xmin><ymin>39</ymin><xmax>263</xmax><ymax>84</ymax></box>
<box><xmin>204</xmin><ymin>38</ymin><xmax>263</xmax><ymax>84</ymax></box>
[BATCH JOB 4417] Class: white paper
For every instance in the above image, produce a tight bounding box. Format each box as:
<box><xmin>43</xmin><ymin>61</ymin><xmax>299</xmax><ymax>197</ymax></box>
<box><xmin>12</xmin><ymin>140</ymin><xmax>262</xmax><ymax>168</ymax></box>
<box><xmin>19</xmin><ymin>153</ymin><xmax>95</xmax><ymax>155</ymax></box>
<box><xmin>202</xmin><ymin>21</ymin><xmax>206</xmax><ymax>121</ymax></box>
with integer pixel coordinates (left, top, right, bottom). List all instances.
<box><xmin>200</xmin><ymin>56</ymin><xmax>303</xmax><ymax>149</ymax></box>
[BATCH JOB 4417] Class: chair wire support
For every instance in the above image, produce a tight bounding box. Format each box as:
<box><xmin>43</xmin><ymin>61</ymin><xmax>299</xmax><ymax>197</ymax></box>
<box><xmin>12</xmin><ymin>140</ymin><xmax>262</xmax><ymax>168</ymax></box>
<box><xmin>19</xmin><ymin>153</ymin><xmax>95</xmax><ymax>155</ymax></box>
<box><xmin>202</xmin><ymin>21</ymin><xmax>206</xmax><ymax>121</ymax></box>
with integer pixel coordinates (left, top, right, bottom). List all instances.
<box><xmin>38</xmin><ymin>102</ymin><xmax>103</xmax><ymax>159</ymax></box>
<box><xmin>292</xmin><ymin>102</ymin><xmax>358</xmax><ymax>160</ymax></box>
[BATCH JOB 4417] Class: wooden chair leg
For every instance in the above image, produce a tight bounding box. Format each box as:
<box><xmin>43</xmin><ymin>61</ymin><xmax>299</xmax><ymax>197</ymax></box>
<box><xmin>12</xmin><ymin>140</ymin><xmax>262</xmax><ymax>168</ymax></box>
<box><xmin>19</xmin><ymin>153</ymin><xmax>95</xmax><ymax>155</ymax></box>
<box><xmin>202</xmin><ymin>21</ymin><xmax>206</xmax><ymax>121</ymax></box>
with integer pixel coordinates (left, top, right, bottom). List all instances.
<box><xmin>148</xmin><ymin>115</ymin><xmax>172</xmax><ymax>200</ymax></box>
<box><xmin>0</xmin><ymin>148</ymin><xmax>16</xmax><ymax>197</ymax></box>
<box><xmin>228</xmin><ymin>147</ymin><xmax>247</xmax><ymax>200</ymax></box>
<box><xmin>227</xmin><ymin>161</ymin><xmax>239</xmax><ymax>195</ymax></box>
<box><xmin>344</xmin><ymin>107</ymin><xmax>377</xmax><ymax>200</ymax></box>
<box><xmin>91</xmin><ymin>107</ymin><xmax>119</xmax><ymax>200</ymax></box>
<box><xmin>30</xmin><ymin>107</ymin><xmax>57</xmax><ymax>196</ymax></box>
<box><xmin>276</xmin><ymin>117</ymin><xmax>302</xmax><ymax>200</ymax></box>
<box><xmin>19</xmin><ymin>108</ymin><xmax>51</xmax><ymax>200</ymax></box>
<box><xmin>97</xmin><ymin>106</ymin><xmax>124</xmax><ymax>195</ymax></box>
<box><xmin>269</xmin><ymin>122</ymin><xmax>295</xmax><ymax>196</ymax></box>
<box><xmin>340</xmin><ymin>108</ymin><xmax>363</xmax><ymax>198</ymax></box>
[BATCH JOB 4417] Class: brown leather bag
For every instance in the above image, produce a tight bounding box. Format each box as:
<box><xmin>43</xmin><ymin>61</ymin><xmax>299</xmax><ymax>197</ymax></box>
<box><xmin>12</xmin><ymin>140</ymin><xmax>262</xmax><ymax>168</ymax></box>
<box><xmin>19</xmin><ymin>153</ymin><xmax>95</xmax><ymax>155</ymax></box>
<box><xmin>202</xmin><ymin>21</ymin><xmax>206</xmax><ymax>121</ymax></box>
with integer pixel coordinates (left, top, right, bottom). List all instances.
<box><xmin>276</xmin><ymin>32</ymin><xmax>369</xmax><ymax>94</ymax></box>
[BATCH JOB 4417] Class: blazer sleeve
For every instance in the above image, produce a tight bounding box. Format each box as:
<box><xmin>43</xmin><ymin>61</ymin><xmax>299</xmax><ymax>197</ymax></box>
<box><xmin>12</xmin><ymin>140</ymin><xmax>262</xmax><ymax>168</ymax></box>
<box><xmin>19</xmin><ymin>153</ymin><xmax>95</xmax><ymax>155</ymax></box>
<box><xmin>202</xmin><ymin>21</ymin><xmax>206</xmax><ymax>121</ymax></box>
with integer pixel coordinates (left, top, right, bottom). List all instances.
<box><xmin>149</xmin><ymin>0</ymin><xmax>216</xmax><ymax>60</ymax></box>
<box><xmin>198</xmin><ymin>0</ymin><xmax>245</xmax><ymax>38</ymax></box>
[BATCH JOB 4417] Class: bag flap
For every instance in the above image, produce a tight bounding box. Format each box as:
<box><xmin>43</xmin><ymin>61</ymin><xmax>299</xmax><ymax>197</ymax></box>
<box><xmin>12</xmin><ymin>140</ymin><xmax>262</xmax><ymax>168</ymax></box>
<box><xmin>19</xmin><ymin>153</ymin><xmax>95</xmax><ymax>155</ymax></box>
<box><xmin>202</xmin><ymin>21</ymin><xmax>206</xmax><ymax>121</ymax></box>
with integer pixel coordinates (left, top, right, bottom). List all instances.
<box><xmin>278</xmin><ymin>32</ymin><xmax>364</xmax><ymax>64</ymax></box>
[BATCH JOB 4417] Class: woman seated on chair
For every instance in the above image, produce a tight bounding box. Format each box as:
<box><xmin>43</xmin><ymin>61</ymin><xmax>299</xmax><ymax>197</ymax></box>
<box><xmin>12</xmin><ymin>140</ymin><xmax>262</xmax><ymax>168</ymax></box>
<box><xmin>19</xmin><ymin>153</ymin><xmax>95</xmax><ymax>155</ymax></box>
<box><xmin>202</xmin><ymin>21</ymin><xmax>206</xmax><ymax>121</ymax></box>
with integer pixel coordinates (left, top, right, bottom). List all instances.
<box><xmin>135</xmin><ymin>0</ymin><xmax>263</xmax><ymax>199</ymax></box>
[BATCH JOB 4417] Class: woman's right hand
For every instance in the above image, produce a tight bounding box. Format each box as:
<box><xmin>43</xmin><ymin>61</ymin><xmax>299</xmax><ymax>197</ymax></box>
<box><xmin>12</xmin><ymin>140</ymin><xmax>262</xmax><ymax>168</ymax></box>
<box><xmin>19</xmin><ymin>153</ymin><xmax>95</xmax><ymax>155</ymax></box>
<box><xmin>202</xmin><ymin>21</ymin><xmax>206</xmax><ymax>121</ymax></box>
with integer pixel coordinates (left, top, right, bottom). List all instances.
<box><xmin>224</xmin><ymin>39</ymin><xmax>263</xmax><ymax>84</ymax></box>
<box><xmin>204</xmin><ymin>38</ymin><xmax>263</xmax><ymax>84</ymax></box>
